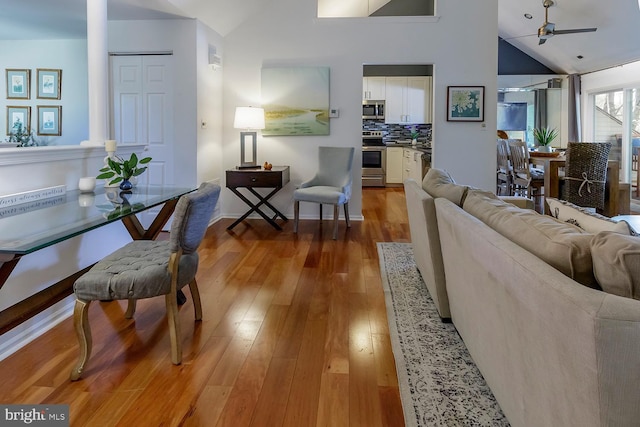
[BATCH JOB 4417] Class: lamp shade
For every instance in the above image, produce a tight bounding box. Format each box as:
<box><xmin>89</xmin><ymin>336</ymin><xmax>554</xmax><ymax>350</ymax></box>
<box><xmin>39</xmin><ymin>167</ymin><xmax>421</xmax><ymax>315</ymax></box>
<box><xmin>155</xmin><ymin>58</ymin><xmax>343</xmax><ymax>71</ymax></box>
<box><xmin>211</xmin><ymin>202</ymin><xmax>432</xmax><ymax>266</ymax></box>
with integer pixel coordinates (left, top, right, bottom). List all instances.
<box><xmin>233</xmin><ymin>107</ymin><xmax>265</xmax><ymax>130</ymax></box>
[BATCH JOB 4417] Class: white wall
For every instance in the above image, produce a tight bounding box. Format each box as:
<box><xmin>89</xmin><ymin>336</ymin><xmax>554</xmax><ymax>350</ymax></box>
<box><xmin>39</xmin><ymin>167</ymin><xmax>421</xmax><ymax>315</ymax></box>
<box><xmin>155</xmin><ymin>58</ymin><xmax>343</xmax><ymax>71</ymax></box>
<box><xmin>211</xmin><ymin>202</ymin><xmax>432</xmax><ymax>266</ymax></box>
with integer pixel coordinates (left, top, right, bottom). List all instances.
<box><xmin>222</xmin><ymin>0</ymin><xmax>499</xmax><ymax>220</ymax></box>
<box><xmin>0</xmin><ymin>39</ymin><xmax>89</xmax><ymax>145</ymax></box>
<box><xmin>108</xmin><ymin>19</ymin><xmax>200</xmax><ymax>188</ymax></box>
<box><xmin>196</xmin><ymin>21</ymin><xmax>225</xmax><ymax>186</ymax></box>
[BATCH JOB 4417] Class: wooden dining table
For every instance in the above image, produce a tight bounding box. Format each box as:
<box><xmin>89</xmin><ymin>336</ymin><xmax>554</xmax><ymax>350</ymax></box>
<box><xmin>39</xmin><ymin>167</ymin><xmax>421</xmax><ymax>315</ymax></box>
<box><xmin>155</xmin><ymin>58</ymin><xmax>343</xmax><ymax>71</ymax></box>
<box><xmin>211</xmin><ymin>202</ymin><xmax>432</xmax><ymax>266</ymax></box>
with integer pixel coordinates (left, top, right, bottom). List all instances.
<box><xmin>530</xmin><ymin>154</ymin><xmax>620</xmax><ymax>217</ymax></box>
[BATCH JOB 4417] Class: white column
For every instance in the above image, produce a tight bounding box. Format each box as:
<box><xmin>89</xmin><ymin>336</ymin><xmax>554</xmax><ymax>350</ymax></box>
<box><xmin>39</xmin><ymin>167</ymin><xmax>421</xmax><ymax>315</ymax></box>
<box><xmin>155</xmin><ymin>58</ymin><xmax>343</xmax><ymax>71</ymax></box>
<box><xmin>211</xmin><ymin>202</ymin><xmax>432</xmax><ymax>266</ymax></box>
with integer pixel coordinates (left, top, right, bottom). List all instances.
<box><xmin>86</xmin><ymin>0</ymin><xmax>108</xmax><ymax>145</ymax></box>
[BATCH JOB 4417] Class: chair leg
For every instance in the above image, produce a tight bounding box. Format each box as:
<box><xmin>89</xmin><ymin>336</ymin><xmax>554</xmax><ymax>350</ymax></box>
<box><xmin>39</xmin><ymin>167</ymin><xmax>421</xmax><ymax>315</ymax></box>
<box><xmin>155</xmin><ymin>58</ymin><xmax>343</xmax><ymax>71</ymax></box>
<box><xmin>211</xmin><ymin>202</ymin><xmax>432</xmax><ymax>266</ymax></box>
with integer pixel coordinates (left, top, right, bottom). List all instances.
<box><xmin>125</xmin><ymin>299</ymin><xmax>136</xmax><ymax>319</ymax></box>
<box><xmin>189</xmin><ymin>279</ymin><xmax>203</xmax><ymax>321</ymax></box>
<box><xmin>70</xmin><ymin>299</ymin><xmax>92</xmax><ymax>381</ymax></box>
<box><xmin>319</xmin><ymin>204</ymin><xmax>323</xmax><ymax>221</ymax></box>
<box><xmin>165</xmin><ymin>293</ymin><xmax>182</xmax><ymax>365</ymax></box>
<box><xmin>343</xmin><ymin>203</ymin><xmax>350</xmax><ymax>228</ymax></box>
<box><xmin>333</xmin><ymin>204</ymin><xmax>339</xmax><ymax>240</ymax></box>
<box><xmin>294</xmin><ymin>200</ymin><xmax>299</xmax><ymax>233</ymax></box>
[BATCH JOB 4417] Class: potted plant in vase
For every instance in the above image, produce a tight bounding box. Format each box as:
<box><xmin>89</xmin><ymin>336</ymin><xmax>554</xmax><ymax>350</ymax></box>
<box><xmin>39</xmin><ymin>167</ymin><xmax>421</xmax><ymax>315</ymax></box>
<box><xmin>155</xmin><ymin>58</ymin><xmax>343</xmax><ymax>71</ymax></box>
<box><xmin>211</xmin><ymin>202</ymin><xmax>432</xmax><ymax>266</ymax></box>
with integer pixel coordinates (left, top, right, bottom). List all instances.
<box><xmin>97</xmin><ymin>153</ymin><xmax>152</xmax><ymax>191</ymax></box>
<box><xmin>533</xmin><ymin>127</ymin><xmax>558</xmax><ymax>153</ymax></box>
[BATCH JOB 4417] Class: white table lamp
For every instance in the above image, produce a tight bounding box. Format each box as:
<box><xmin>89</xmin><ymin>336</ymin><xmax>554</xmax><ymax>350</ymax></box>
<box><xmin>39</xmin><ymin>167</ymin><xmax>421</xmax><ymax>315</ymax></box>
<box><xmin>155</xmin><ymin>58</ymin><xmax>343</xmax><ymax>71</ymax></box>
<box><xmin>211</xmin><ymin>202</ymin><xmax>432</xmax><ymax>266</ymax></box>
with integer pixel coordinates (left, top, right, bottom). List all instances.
<box><xmin>234</xmin><ymin>107</ymin><xmax>265</xmax><ymax>169</ymax></box>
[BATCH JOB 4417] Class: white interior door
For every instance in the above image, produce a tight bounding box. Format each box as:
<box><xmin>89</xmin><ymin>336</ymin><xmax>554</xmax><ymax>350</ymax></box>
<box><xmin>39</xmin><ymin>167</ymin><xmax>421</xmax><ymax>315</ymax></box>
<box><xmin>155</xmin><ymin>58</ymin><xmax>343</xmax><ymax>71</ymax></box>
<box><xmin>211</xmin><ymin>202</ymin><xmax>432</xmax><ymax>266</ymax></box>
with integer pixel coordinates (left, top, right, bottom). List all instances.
<box><xmin>110</xmin><ymin>54</ymin><xmax>175</xmax><ymax>229</ymax></box>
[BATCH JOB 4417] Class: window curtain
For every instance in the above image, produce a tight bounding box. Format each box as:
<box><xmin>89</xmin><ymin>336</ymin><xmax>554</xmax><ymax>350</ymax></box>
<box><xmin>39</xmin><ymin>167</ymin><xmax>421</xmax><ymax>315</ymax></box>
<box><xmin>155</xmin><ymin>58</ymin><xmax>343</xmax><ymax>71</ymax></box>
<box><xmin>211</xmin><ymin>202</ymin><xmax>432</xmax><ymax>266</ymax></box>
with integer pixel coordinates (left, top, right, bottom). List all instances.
<box><xmin>568</xmin><ymin>74</ymin><xmax>582</xmax><ymax>142</ymax></box>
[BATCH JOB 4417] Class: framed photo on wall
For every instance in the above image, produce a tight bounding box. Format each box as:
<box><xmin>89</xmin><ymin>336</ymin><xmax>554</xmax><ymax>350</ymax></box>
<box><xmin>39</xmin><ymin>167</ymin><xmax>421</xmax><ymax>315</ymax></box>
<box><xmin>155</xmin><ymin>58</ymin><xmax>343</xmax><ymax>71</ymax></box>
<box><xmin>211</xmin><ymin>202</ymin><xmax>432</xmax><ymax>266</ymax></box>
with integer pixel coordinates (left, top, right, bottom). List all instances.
<box><xmin>5</xmin><ymin>69</ymin><xmax>31</xmax><ymax>99</ymax></box>
<box><xmin>447</xmin><ymin>86</ymin><xmax>485</xmax><ymax>122</ymax></box>
<box><xmin>37</xmin><ymin>105</ymin><xmax>61</xmax><ymax>136</ymax></box>
<box><xmin>37</xmin><ymin>69</ymin><xmax>62</xmax><ymax>99</ymax></box>
<box><xmin>6</xmin><ymin>106</ymin><xmax>31</xmax><ymax>135</ymax></box>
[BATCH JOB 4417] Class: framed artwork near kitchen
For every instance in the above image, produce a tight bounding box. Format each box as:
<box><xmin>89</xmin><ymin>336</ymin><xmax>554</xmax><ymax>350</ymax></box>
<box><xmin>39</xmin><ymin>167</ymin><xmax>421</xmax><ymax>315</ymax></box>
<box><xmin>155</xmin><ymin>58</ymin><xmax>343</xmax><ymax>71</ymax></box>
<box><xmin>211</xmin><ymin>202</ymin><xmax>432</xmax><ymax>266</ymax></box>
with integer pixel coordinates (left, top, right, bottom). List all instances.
<box><xmin>261</xmin><ymin>66</ymin><xmax>330</xmax><ymax>136</ymax></box>
<box><xmin>37</xmin><ymin>105</ymin><xmax>62</xmax><ymax>136</ymax></box>
<box><xmin>6</xmin><ymin>69</ymin><xmax>31</xmax><ymax>99</ymax></box>
<box><xmin>6</xmin><ymin>106</ymin><xmax>31</xmax><ymax>135</ymax></box>
<box><xmin>447</xmin><ymin>86</ymin><xmax>484</xmax><ymax>122</ymax></box>
<box><xmin>37</xmin><ymin>68</ymin><xmax>62</xmax><ymax>99</ymax></box>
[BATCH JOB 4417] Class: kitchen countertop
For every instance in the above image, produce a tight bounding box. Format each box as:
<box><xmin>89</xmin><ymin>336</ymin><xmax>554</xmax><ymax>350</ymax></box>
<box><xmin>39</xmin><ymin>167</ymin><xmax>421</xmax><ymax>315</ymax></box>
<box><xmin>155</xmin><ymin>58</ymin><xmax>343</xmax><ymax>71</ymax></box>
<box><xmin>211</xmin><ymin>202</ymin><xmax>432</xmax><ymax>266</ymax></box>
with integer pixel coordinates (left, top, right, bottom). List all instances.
<box><xmin>385</xmin><ymin>141</ymin><xmax>431</xmax><ymax>153</ymax></box>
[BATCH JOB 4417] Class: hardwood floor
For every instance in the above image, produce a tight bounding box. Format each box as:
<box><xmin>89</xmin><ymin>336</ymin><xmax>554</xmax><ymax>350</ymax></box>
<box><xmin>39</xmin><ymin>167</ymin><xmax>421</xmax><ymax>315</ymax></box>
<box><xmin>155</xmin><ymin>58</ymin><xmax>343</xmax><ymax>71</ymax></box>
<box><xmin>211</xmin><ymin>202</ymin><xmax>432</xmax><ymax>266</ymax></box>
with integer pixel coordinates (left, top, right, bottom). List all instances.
<box><xmin>0</xmin><ymin>187</ymin><xmax>410</xmax><ymax>426</ymax></box>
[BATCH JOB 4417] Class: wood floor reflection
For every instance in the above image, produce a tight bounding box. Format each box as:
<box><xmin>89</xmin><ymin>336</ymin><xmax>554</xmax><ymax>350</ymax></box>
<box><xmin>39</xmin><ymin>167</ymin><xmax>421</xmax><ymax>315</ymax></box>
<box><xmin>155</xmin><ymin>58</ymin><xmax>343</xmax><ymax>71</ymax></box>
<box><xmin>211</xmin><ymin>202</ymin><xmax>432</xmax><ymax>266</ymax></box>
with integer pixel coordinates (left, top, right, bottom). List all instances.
<box><xmin>0</xmin><ymin>187</ymin><xmax>410</xmax><ymax>427</ymax></box>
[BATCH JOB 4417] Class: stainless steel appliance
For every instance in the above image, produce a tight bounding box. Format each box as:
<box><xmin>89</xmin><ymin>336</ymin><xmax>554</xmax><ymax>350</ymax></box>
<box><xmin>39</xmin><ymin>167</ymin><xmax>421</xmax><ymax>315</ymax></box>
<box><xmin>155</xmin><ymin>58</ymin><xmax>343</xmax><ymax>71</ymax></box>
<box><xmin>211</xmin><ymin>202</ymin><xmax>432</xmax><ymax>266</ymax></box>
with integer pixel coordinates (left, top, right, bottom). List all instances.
<box><xmin>362</xmin><ymin>100</ymin><xmax>385</xmax><ymax>120</ymax></box>
<box><xmin>362</xmin><ymin>131</ymin><xmax>386</xmax><ymax>187</ymax></box>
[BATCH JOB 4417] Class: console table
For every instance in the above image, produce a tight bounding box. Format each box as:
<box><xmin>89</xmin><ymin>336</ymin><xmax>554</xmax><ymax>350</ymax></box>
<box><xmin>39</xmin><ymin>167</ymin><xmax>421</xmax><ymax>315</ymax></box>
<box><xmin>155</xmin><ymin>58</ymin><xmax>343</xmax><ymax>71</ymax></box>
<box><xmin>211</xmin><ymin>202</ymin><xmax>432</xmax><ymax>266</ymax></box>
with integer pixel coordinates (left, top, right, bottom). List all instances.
<box><xmin>226</xmin><ymin>166</ymin><xmax>290</xmax><ymax>230</ymax></box>
<box><xmin>0</xmin><ymin>185</ymin><xmax>196</xmax><ymax>334</ymax></box>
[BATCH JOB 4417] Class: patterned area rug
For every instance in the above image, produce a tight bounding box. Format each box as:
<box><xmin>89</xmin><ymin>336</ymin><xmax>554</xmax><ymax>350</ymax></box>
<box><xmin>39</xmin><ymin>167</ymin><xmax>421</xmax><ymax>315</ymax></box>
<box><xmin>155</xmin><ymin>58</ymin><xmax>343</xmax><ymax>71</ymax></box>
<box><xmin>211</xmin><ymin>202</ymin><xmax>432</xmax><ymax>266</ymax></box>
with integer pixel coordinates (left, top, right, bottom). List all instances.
<box><xmin>377</xmin><ymin>242</ymin><xmax>509</xmax><ymax>427</ymax></box>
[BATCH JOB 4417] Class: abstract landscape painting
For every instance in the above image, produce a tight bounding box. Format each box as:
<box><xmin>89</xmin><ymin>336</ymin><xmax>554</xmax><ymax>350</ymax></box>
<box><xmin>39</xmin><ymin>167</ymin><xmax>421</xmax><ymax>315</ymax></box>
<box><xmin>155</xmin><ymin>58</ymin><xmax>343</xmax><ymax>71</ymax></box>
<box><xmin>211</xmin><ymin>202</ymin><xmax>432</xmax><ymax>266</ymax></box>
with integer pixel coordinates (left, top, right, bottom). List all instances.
<box><xmin>261</xmin><ymin>67</ymin><xmax>330</xmax><ymax>136</ymax></box>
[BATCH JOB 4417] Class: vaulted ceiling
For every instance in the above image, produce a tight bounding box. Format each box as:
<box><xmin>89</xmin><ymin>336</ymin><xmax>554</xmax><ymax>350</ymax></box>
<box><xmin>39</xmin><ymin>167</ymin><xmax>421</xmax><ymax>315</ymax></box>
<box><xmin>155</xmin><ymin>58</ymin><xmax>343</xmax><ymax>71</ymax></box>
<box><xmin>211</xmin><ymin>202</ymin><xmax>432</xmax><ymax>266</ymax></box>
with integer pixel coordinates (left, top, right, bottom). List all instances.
<box><xmin>2</xmin><ymin>0</ymin><xmax>640</xmax><ymax>75</ymax></box>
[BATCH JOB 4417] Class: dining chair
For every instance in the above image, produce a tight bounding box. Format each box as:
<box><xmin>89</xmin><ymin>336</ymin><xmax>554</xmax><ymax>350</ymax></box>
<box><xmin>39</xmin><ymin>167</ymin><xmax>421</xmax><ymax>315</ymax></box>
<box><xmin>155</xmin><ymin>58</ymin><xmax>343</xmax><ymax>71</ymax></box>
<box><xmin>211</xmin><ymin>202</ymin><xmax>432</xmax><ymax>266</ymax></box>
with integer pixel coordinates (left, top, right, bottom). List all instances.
<box><xmin>561</xmin><ymin>142</ymin><xmax>611</xmax><ymax>211</ymax></box>
<box><xmin>496</xmin><ymin>139</ymin><xmax>513</xmax><ymax>196</ymax></box>
<box><xmin>293</xmin><ymin>146</ymin><xmax>355</xmax><ymax>240</ymax></box>
<box><xmin>69</xmin><ymin>182</ymin><xmax>221</xmax><ymax>380</ymax></box>
<box><xmin>508</xmin><ymin>139</ymin><xmax>544</xmax><ymax>209</ymax></box>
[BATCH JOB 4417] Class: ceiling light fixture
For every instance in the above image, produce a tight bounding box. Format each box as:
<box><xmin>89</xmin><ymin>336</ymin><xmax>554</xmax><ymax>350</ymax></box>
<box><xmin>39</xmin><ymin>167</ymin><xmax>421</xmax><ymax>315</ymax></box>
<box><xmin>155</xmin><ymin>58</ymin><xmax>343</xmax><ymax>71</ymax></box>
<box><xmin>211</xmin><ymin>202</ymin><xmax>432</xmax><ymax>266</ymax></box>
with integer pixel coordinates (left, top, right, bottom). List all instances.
<box><xmin>524</xmin><ymin>13</ymin><xmax>533</xmax><ymax>19</ymax></box>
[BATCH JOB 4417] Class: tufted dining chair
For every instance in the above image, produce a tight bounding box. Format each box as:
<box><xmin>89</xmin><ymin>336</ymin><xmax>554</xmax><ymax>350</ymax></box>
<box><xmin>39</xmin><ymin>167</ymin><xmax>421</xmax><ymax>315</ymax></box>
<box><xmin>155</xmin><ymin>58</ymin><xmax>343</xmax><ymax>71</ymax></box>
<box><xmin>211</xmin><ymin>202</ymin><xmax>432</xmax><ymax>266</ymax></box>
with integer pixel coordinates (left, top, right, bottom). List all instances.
<box><xmin>293</xmin><ymin>146</ymin><xmax>355</xmax><ymax>240</ymax></box>
<box><xmin>69</xmin><ymin>182</ymin><xmax>221</xmax><ymax>380</ymax></box>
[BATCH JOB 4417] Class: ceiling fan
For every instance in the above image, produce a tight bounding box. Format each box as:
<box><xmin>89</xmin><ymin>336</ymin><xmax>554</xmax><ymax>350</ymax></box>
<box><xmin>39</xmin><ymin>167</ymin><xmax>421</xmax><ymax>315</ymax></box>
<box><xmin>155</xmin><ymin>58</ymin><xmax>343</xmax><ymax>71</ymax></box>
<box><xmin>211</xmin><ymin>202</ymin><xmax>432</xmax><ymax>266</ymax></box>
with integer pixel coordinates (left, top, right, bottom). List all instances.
<box><xmin>537</xmin><ymin>0</ymin><xmax>597</xmax><ymax>45</ymax></box>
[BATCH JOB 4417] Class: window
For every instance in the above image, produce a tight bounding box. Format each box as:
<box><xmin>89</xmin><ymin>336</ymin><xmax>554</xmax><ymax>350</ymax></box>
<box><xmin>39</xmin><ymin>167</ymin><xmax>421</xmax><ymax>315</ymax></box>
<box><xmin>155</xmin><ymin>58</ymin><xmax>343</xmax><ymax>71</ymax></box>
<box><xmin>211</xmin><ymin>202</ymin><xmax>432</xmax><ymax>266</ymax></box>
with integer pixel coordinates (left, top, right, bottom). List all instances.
<box><xmin>592</xmin><ymin>89</ymin><xmax>640</xmax><ymax>184</ymax></box>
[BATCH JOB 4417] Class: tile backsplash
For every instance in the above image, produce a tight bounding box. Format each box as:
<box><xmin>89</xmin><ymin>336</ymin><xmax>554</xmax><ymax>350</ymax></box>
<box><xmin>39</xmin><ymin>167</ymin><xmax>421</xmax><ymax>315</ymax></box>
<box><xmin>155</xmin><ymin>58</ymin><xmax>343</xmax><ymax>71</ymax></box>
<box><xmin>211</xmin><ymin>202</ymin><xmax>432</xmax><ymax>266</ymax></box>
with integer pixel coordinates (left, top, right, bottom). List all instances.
<box><xmin>363</xmin><ymin>120</ymin><xmax>432</xmax><ymax>142</ymax></box>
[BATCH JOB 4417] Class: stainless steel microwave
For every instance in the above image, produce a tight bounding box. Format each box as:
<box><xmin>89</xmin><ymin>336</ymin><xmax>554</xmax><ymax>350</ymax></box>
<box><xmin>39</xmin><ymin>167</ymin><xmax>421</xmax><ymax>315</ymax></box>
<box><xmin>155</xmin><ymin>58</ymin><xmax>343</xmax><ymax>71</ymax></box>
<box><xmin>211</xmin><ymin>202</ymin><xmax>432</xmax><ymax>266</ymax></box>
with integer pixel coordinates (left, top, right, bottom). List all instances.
<box><xmin>362</xmin><ymin>100</ymin><xmax>385</xmax><ymax>120</ymax></box>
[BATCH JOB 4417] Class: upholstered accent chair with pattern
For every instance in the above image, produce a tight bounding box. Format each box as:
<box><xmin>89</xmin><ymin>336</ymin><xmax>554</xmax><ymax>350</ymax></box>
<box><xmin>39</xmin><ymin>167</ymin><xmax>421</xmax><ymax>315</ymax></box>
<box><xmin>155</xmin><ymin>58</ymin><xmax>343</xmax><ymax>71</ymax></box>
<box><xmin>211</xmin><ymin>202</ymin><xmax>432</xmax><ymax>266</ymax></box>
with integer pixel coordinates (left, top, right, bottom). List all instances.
<box><xmin>69</xmin><ymin>182</ymin><xmax>221</xmax><ymax>380</ymax></box>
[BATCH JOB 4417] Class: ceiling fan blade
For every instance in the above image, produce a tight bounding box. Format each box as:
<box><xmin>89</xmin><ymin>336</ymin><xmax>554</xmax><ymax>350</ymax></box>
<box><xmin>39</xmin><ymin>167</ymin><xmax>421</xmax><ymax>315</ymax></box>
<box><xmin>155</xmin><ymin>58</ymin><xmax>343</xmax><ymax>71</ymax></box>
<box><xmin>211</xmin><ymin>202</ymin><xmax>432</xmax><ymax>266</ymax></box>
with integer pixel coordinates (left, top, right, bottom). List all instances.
<box><xmin>553</xmin><ymin>28</ymin><xmax>597</xmax><ymax>35</ymax></box>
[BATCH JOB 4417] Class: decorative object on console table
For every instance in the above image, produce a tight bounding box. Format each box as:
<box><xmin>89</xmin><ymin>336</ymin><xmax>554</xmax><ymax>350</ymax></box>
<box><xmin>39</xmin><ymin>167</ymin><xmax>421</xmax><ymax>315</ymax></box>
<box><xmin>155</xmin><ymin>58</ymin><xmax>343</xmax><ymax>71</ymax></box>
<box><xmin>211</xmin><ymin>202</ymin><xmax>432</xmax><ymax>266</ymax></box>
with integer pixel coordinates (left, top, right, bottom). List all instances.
<box><xmin>233</xmin><ymin>106</ymin><xmax>265</xmax><ymax>169</ymax></box>
<box><xmin>37</xmin><ymin>105</ymin><xmax>61</xmax><ymax>136</ymax></box>
<box><xmin>36</xmin><ymin>68</ymin><xmax>62</xmax><ymax>100</ymax></box>
<box><xmin>446</xmin><ymin>86</ymin><xmax>484</xmax><ymax>122</ymax></box>
<box><xmin>5</xmin><ymin>69</ymin><xmax>30</xmax><ymax>99</ymax></box>
<box><xmin>97</xmin><ymin>152</ymin><xmax>152</xmax><ymax>191</ymax></box>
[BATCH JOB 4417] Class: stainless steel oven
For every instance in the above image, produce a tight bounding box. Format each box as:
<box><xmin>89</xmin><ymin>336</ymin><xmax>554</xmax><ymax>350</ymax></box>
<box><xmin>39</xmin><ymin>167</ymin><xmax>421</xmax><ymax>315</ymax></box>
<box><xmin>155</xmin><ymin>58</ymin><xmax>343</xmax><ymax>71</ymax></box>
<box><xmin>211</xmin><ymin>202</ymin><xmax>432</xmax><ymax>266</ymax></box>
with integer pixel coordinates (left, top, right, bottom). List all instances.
<box><xmin>362</xmin><ymin>131</ymin><xmax>386</xmax><ymax>187</ymax></box>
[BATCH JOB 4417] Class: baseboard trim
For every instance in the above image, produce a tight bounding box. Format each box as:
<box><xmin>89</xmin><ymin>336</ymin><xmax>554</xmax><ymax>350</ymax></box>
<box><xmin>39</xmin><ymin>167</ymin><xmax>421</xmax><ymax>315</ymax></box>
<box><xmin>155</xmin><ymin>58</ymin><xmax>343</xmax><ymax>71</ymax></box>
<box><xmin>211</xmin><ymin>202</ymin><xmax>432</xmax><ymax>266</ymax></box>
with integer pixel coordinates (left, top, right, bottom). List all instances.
<box><xmin>0</xmin><ymin>297</ymin><xmax>75</xmax><ymax>362</ymax></box>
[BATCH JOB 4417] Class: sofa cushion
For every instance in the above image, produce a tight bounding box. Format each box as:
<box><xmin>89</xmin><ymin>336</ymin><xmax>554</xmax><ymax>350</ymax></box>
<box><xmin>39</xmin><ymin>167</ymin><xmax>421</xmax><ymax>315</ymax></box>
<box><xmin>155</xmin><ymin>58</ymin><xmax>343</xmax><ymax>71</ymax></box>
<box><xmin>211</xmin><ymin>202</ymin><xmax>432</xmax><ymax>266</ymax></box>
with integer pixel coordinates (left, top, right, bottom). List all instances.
<box><xmin>463</xmin><ymin>190</ymin><xmax>598</xmax><ymax>288</ymax></box>
<box><xmin>546</xmin><ymin>197</ymin><xmax>633</xmax><ymax>235</ymax></box>
<box><xmin>591</xmin><ymin>231</ymin><xmax>640</xmax><ymax>300</ymax></box>
<box><xmin>422</xmin><ymin>168</ymin><xmax>469</xmax><ymax>206</ymax></box>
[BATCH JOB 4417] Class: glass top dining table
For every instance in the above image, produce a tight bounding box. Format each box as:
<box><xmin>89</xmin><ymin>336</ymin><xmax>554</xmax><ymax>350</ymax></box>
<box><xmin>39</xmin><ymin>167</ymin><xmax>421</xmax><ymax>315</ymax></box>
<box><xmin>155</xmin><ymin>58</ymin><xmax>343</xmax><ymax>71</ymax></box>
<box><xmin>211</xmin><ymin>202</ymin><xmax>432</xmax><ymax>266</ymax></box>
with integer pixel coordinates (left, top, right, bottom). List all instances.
<box><xmin>0</xmin><ymin>185</ymin><xmax>195</xmax><ymax>257</ymax></box>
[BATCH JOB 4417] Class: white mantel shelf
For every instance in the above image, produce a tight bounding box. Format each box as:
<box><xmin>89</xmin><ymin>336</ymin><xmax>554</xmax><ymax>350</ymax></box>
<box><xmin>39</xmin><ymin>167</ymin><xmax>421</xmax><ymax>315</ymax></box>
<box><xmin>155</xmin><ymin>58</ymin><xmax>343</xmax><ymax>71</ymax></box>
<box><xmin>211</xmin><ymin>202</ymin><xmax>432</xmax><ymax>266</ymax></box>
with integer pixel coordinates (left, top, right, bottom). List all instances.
<box><xmin>0</xmin><ymin>144</ymin><xmax>146</xmax><ymax>166</ymax></box>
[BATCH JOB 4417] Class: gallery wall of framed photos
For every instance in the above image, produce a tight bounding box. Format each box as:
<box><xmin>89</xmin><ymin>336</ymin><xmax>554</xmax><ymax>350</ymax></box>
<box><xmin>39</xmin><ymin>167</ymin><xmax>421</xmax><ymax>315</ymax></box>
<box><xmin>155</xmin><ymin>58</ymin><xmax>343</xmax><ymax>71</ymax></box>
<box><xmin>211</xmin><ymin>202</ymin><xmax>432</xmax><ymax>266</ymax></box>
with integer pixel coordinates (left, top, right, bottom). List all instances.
<box><xmin>0</xmin><ymin>39</ymin><xmax>89</xmax><ymax>146</ymax></box>
<box><xmin>4</xmin><ymin>68</ymin><xmax>63</xmax><ymax>141</ymax></box>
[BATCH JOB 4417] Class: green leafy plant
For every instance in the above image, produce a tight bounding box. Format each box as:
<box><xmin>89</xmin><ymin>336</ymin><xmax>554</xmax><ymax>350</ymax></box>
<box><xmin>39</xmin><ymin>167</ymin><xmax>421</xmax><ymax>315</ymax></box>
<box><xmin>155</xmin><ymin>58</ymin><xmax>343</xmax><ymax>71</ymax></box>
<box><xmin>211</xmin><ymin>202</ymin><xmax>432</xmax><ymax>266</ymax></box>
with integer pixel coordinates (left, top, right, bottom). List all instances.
<box><xmin>6</xmin><ymin>121</ymin><xmax>36</xmax><ymax>147</ymax></box>
<box><xmin>97</xmin><ymin>153</ymin><xmax>152</xmax><ymax>186</ymax></box>
<box><xmin>410</xmin><ymin>127</ymin><xmax>420</xmax><ymax>140</ymax></box>
<box><xmin>533</xmin><ymin>127</ymin><xmax>558</xmax><ymax>147</ymax></box>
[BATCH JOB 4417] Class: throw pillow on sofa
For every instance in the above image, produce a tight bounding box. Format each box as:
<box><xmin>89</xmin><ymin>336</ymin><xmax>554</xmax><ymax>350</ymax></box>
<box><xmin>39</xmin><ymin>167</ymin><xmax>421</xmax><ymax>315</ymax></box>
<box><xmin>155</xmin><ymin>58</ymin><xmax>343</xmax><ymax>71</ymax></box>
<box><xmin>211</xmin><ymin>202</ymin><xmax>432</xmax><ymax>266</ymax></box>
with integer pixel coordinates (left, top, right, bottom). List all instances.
<box><xmin>591</xmin><ymin>231</ymin><xmax>640</xmax><ymax>300</ymax></box>
<box><xmin>422</xmin><ymin>168</ymin><xmax>469</xmax><ymax>206</ymax></box>
<box><xmin>463</xmin><ymin>190</ymin><xmax>598</xmax><ymax>288</ymax></box>
<box><xmin>546</xmin><ymin>197</ymin><xmax>633</xmax><ymax>235</ymax></box>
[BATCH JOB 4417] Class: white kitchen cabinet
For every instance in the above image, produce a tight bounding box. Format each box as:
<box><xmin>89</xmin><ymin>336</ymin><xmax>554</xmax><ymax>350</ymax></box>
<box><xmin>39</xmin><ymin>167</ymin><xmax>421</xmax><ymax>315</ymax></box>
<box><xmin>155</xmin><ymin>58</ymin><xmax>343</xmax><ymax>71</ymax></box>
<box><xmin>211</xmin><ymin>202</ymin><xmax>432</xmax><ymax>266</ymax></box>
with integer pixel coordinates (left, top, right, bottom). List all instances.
<box><xmin>385</xmin><ymin>76</ymin><xmax>432</xmax><ymax>124</ymax></box>
<box><xmin>362</xmin><ymin>77</ymin><xmax>386</xmax><ymax>101</ymax></box>
<box><xmin>386</xmin><ymin>147</ymin><xmax>403</xmax><ymax>184</ymax></box>
<box><xmin>402</xmin><ymin>147</ymin><xmax>426</xmax><ymax>183</ymax></box>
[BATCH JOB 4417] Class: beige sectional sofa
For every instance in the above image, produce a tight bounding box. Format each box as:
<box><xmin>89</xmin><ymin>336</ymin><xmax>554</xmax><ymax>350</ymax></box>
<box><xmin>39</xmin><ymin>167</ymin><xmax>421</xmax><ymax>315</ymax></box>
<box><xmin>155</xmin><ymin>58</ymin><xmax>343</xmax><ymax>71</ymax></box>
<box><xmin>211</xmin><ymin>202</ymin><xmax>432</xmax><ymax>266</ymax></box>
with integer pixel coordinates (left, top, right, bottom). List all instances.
<box><xmin>404</xmin><ymin>168</ymin><xmax>640</xmax><ymax>427</ymax></box>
